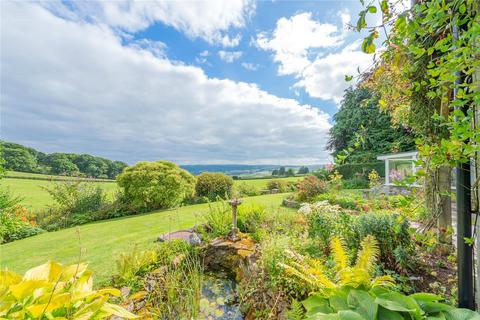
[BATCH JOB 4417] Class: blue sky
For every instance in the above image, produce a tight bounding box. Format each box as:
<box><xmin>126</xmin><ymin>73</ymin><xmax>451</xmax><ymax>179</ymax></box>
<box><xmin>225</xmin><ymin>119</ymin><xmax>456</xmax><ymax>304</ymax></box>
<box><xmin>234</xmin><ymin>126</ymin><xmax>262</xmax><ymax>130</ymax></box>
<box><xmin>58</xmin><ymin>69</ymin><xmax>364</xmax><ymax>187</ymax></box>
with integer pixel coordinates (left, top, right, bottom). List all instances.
<box><xmin>0</xmin><ymin>0</ymin><xmax>381</xmax><ymax>165</ymax></box>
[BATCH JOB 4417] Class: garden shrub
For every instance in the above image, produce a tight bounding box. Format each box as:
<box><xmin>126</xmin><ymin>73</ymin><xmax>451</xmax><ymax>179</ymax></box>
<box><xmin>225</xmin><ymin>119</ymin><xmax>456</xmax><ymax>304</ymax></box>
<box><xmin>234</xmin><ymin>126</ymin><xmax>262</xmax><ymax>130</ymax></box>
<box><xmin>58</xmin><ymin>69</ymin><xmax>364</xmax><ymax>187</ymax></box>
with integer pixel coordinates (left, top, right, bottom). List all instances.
<box><xmin>342</xmin><ymin>176</ymin><xmax>369</xmax><ymax>189</ymax></box>
<box><xmin>0</xmin><ymin>261</ymin><xmax>136</xmax><ymax>319</ymax></box>
<box><xmin>237</xmin><ymin>203</ymin><xmax>267</xmax><ymax>234</ymax></box>
<box><xmin>117</xmin><ymin>160</ymin><xmax>195</xmax><ymax>211</ymax></box>
<box><xmin>202</xmin><ymin>202</ymin><xmax>231</xmax><ymax>237</ymax></box>
<box><xmin>0</xmin><ymin>188</ymin><xmax>21</xmax><ymax>210</ymax></box>
<box><xmin>354</xmin><ymin>213</ymin><xmax>414</xmax><ymax>272</ymax></box>
<box><xmin>296</xmin><ymin>175</ymin><xmax>327</xmax><ymax>202</ymax></box>
<box><xmin>266</xmin><ymin>179</ymin><xmax>287</xmax><ymax>193</ymax></box>
<box><xmin>334</xmin><ymin>161</ymin><xmax>385</xmax><ymax>180</ymax></box>
<box><xmin>311</xmin><ymin>168</ymin><xmax>330</xmax><ymax>181</ymax></box>
<box><xmin>260</xmin><ymin>234</ymin><xmax>311</xmax><ymax>297</ymax></box>
<box><xmin>314</xmin><ymin>193</ymin><xmax>361</xmax><ymax>210</ymax></box>
<box><xmin>36</xmin><ymin>181</ymin><xmax>110</xmax><ymax>230</ymax></box>
<box><xmin>0</xmin><ymin>205</ymin><xmax>44</xmax><ymax>243</ymax></box>
<box><xmin>304</xmin><ymin>204</ymin><xmax>416</xmax><ymax>273</ymax></box>
<box><xmin>235</xmin><ymin>182</ymin><xmax>260</xmax><ymax>197</ymax></box>
<box><xmin>195</xmin><ymin>172</ymin><xmax>233</xmax><ymax>200</ymax></box>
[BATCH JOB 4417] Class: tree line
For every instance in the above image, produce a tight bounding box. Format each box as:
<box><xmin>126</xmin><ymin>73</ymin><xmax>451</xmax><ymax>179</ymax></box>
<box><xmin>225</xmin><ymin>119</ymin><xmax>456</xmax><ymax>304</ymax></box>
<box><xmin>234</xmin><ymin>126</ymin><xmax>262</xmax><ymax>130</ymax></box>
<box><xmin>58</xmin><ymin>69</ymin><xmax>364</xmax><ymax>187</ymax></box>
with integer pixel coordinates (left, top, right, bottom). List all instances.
<box><xmin>0</xmin><ymin>141</ymin><xmax>127</xmax><ymax>179</ymax></box>
<box><xmin>271</xmin><ymin>166</ymin><xmax>309</xmax><ymax>176</ymax></box>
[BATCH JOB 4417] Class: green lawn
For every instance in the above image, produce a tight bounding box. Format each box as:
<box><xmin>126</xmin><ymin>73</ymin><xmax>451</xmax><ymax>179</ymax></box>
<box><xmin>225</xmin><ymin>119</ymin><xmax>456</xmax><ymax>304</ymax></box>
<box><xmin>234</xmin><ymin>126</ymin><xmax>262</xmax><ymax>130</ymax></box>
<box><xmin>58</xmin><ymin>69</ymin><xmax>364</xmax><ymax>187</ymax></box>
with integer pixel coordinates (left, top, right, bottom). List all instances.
<box><xmin>1</xmin><ymin>178</ymin><xmax>118</xmax><ymax>211</ymax></box>
<box><xmin>1</xmin><ymin>172</ymin><xmax>304</xmax><ymax>211</ymax></box>
<box><xmin>233</xmin><ymin>176</ymin><xmax>302</xmax><ymax>189</ymax></box>
<box><xmin>0</xmin><ymin>193</ymin><xmax>291</xmax><ymax>282</ymax></box>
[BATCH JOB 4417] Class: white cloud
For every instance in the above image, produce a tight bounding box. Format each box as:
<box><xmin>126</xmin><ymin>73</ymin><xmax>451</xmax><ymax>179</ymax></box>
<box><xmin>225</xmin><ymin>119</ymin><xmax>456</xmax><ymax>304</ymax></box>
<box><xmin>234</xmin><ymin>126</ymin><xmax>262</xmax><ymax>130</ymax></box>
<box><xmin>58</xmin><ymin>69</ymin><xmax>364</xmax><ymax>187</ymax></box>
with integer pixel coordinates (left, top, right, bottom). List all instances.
<box><xmin>295</xmin><ymin>41</ymin><xmax>373</xmax><ymax>103</ymax></box>
<box><xmin>257</xmin><ymin>12</ymin><xmax>373</xmax><ymax>103</ymax></box>
<box><xmin>129</xmin><ymin>39</ymin><xmax>167</xmax><ymax>58</ymax></box>
<box><xmin>41</xmin><ymin>0</ymin><xmax>254</xmax><ymax>47</ymax></box>
<box><xmin>256</xmin><ymin>12</ymin><xmax>343</xmax><ymax>75</ymax></box>
<box><xmin>199</xmin><ymin>50</ymin><xmax>210</xmax><ymax>57</ymax></box>
<box><xmin>1</xmin><ymin>2</ymin><xmax>331</xmax><ymax>165</ymax></box>
<box><xmin>218</xmin><ymin>50</ymin><xmax>243</xmax><ymax>63</ymax></box>
<box><xmin>241</xmin><ymin>62</ymin><xmax>259</xmax><ymax>71</ymax></box>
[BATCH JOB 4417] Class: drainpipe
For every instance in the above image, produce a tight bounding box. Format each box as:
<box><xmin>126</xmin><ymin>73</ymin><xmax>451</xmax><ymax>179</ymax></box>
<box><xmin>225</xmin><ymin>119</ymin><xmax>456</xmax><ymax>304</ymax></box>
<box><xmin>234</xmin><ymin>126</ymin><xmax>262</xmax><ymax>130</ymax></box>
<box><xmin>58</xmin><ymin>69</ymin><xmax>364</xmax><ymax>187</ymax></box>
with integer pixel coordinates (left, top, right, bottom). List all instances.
<box><xmin>453</xmin><ymin>19</ymin><xmax>475</xmax><ymax>310</ymax></box>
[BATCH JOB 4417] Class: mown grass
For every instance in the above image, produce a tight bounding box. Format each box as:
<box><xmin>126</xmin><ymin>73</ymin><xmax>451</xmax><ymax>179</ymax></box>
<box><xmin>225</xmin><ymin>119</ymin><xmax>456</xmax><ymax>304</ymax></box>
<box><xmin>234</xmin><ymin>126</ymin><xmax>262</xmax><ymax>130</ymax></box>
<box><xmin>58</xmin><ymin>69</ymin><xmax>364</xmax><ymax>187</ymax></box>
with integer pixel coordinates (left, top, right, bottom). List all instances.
<box><xmin>1</xmin><ymin>178</ymin><xmax>118</xmax><ymax>210</ymax></box>
<box><xmin>2</xmin><ymin>172</ymin><xmax>304</xmax><ymax>211</ymax></box>
<box><xmin>0</xmin><ymin>193</ymin><xmax>292</xmax><ymax>282</ymax></box>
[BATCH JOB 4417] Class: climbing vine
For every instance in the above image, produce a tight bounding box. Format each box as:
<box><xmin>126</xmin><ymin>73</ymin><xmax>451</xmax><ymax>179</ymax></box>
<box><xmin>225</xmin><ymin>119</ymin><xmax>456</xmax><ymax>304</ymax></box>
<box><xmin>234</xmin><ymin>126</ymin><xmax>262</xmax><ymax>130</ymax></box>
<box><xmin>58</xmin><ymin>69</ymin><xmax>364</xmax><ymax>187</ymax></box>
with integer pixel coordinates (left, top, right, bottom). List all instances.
<box><xmin>354</xmin><ymin>0</ymin><xmax>479</xmax><ymax>169</ymax></box>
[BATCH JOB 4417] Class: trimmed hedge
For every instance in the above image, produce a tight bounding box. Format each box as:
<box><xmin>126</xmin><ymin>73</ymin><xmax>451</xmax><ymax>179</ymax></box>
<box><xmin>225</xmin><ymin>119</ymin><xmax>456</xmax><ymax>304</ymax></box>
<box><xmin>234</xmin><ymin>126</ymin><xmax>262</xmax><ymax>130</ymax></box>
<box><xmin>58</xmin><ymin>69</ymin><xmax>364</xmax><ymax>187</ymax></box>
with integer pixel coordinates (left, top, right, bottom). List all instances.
<box><xmin>335</xmin><ymin>162</ymin><xmax>384</xmax><ymax>180</ymax></box>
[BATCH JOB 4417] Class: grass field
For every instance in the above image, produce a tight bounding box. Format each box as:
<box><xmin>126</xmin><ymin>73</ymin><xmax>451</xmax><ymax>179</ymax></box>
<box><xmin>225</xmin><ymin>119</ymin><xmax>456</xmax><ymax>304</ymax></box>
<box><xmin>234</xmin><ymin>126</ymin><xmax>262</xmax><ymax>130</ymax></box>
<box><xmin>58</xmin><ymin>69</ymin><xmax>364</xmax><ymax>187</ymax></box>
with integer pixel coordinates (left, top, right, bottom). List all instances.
<box><xmin>1</xmin><ymin>172</ymin><xmax>304</xmax><ymax>211</ymax></box>
<box><xmin>1</xmin><ymin>178</ymin><xmax>118</xmax><ymax>210</ymax></box>
<box><xmin>0</xmin><ymin>193</ymin><xmax>291</xmax><ymax>283</ymax></box>
<box><xmin>234</xmin><ymin>176</ymin><xmax>302</xmax><ymax>189</ymax></box>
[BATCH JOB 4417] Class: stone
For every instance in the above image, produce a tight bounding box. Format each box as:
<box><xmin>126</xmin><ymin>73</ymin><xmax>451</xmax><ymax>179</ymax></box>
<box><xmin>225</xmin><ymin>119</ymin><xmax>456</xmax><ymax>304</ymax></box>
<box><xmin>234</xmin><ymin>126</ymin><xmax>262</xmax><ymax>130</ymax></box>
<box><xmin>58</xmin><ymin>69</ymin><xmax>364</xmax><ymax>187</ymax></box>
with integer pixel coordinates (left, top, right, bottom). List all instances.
<box><xmin>157</xmin><ymin>229</ymin><xmax>202</xmax><ymax>245</ymax></box>
<box><xmin>202</xmin><ymin>233</ymin><xmax>258</xmax><ymax>281</ymax></box>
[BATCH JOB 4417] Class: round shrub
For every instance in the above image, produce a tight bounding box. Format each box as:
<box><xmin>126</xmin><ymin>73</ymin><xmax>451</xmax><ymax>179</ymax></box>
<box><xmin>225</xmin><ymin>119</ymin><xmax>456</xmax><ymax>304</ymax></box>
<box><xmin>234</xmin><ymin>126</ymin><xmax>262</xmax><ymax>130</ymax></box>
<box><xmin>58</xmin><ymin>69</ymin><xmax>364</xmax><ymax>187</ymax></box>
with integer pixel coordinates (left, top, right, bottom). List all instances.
<box><xmin>296</xmin><ymin>175</ymin><xmax>327</xmax><ymax>202</ymax></box>
<box><xmin>117</xmin><ymin>161</ymin><xmax>195</xmax><ymax>211</ymax></box>
<box><xmin>195</xmin><ymin>172</ymin><xmax>233</xmax><ymax>200</ymax></box>
<box><xmin>266</xmin><ymin>179</ymin><xmax>287</xmax><ymax>193</ymax></box>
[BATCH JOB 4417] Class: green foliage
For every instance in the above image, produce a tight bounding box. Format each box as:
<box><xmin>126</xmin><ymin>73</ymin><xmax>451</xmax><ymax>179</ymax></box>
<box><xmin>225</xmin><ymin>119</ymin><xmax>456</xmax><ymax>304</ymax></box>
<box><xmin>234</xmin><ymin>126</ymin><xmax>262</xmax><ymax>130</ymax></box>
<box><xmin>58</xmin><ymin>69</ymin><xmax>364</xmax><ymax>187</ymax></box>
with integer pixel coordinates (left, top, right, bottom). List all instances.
<box><xmin>334</xmin><ymin>162</ymin><xmax>385</xmax><ymax>180</ymax></box>
<box><xmin>0</xmin><ymin>140</ymin><xmax>127</xmax><ymax>179</ymax></box>
<box><xmin>37</xmin><ymin>181</ymin><xmax>109</xmax><ymax>230</ymax></box>
<box><xmin>306</xmin><ymin>207</ymin><xmax>415</xmax><ymax>273</ymax></box>
<box><xmin>282</xmin><ymin>235</ymin><xmax>394</xmax><ymax>296</ymax></box>
<box><xmin>356</xmin><ymin>0</ymin><xmax>479</xmax><ymax>168</ymax></box>
<box><xmin>195</xmin><ymin>172</ymin><xmax>233</xmax><ymax>200</ymax></box>
<box><xmin>298</xmin><ymin>166</ymin><xmax>310</xmax><ymax>175</ymax></box>
<box><xmin>0</xmin><ymin>187</ymin><xmax>22</xmax><ymax>210</ymax></box>
<box><xmin>301</xmin><ymin>287</ymin><xmax>480</xmax><ymax>320</ymax></box>
<box><xmin>114</xmin><ymin>246</ymin><xmax>159</xmax><ymax>288</ymax></box>
<box><xmin>342</xmin><ymin>177</ymin><xmax>369</xmax><ymax>189</ymax></box>
<box><xmin>312</xmin><ymin>169</ymin><xmax>331</xmax><ymax>181</ymax></box>
<box><xmin>314</xmin><ymin>193</ymin><xmax>360</xmax><ymax>210</ymax></box>
<box><xmin>117</xmin><ymin>161</ymin><xmax>195</xmax><ymax>211</ymax></box>
<box><xmin>327</xmin><ymin>88</ymin><xmax>415</xmax><ymax>164</ymax></box>
<box><xmin>237</xmin><ymin>203</ymin><xmax>267</xmax><ymax>234</ymax></box>
<box><xmin>288</xmin><ymin>299</ymin><xmax>305</xmax><ymax>320</ymax></box>
<box><xmin>0</xmin><ymin>205</ymin><xmax>44</xmax><ymax>244</ymax></box>
<box><xmin>267</xmin><ymin>179</ymin><xmax>288</xmax><ymax>193</ymax></box>
<box><xmin>297</xmin><ymin>176</ymin><xmax>328</xmax><ymax>202</ymax></box>
<box><xmin>355</xmin><ymin>214</ymin><xmax>413</xmax><ymax>273</ymax></box>
<box><xmin>0</xmin><ymin>261</ymin><xmax>136</xmax><ymax>319</ymax></box>
<box><xmin>202</xmin><ymin>202</ymin><xmax>231</xmax><ymax>237</ymax></box>
<box><xmin>235</xmin><ymin>182</ymin><xmax>260</xmax><ymax>197</ymax></box>
<box><xmin>202</xmin><ymin>202</ymin><xmax>268</xmax><ymax>238</ymax></box>
<box><xmin>1</xmin><ymin>145</ymin><xmax>38</xmax><ymax>173</ymax></box>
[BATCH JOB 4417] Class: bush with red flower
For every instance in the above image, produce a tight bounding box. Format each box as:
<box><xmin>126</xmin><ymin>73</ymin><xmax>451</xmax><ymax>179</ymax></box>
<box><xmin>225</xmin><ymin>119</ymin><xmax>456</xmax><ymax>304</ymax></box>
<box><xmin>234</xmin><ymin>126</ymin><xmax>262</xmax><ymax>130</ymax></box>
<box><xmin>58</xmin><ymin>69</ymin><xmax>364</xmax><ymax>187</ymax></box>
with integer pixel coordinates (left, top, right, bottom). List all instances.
<box><xmin>0</xmin><ymin>204</ymin><xmax>44</xmax><ymax>243</ymax></box>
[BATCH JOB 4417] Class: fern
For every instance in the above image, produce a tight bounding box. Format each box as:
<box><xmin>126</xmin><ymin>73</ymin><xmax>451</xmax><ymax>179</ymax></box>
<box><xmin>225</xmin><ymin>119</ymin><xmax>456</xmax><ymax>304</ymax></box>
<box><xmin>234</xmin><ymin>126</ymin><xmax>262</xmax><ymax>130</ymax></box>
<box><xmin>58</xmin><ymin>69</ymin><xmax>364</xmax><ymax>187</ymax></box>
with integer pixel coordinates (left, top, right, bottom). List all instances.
<box><xmin>354</xmin><ymin>235</ymin><xmax>379</xmax><ymax>274</ymax></box>
<box><xmin>281</xmin><ymin>235</ymin><xmax>393</xmax><ymax>295</ymax></box>
<box><xmin>287</xmin><ymin>299</ymin><xmax>305</xmax><ymax>320</ymax></box>
<box><xmin>330</xmin><ymin>236</ymin><xmax>348</xmax><ymax>271</ymax></box>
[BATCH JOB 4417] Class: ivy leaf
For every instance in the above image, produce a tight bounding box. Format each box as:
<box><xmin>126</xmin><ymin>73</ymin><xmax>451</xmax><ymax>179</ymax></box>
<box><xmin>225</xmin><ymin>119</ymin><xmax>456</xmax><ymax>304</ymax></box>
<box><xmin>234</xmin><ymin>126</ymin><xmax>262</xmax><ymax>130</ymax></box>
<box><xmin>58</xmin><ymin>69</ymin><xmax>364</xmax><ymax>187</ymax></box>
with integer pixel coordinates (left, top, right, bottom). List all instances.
<box><xmin>357</xmin><ymin>10</ymin><xmax>367</xmax><ymax>31</ymax></box>
<box><xmin>362</xmin><ymin>31</ymin><xmax>378</xmax><ymax>54</ymax></box>
<box><xmin>395</xmin><ymin>15</ymin><xmax>407</xmax><ymax>33</ymax></box>
<box><xmin>380</xmin><ymin>0</ymin><xmax>389</xmax><ymax>14</ymax></box>
<box><xmin>459</xmin><ymin>4</ymin><xmax>466</xmax><ymax>14</ymax></box>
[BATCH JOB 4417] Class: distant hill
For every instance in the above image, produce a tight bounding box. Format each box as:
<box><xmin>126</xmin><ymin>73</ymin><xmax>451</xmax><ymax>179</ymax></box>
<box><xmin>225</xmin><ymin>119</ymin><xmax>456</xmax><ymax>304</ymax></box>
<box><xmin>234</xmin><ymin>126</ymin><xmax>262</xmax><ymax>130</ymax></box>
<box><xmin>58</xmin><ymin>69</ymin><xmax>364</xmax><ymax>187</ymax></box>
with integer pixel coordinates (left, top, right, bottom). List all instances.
<box><xmin>181</xmin><ymin>164</ymin><xmax>326</xmax><ymax>177</ymax></box>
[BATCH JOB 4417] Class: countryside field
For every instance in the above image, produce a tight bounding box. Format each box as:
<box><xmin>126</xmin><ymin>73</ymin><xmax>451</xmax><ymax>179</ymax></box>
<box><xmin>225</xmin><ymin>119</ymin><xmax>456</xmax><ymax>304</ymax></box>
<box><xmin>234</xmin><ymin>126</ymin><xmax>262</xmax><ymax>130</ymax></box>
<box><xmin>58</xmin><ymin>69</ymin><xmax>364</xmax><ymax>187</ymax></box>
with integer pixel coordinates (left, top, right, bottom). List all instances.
<box><xmin>0</xmin><ymin>193</ymin><xmax>292</xmax><ymax>283</ymax></box>
<box><xmin>1</xmin><ymin>171</ymin><xmax>302</xmax><ymax>210</ymax></box>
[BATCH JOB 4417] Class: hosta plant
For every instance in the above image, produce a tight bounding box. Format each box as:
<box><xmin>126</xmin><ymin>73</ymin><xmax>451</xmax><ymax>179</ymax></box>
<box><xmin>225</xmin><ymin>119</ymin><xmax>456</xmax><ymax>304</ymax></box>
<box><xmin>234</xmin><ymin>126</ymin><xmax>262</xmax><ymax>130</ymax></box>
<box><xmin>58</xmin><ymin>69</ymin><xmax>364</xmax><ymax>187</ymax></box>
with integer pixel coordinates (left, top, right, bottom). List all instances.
<box><xmin>282</xmin><ymin>235</ymin><xmax>394</xmax><ymax>297</ymax></box>
<box><xmin>301</xmin><ymin>287</ymin><xmax>480</xmax><ymax>320</ymax></box>
<box><xmin>0</xmin><ymin>261</ymin><xmax>137</xmax><ymax>319</ymax></box>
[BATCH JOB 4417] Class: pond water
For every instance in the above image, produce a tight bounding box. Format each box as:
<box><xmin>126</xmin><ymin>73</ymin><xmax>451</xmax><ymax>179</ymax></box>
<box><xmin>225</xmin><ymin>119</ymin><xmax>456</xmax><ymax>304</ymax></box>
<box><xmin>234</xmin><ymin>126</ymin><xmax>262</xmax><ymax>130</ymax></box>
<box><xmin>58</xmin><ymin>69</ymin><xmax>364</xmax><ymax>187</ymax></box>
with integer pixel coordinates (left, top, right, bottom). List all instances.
<box><xmin>198</xmin><ymin>274</ymin><xmax>243</xmax><ymax>320</ymax></box>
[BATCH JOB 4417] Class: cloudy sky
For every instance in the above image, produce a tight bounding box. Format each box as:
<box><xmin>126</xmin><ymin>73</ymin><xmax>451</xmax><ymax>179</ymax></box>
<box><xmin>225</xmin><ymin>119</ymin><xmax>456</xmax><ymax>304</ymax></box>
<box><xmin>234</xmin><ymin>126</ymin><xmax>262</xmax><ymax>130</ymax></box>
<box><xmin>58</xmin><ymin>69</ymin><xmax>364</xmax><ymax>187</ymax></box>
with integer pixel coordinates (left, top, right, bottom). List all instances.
<box><xmin>0</xmin><ymin>0</ymin><xmax>379</xmax><ymax>165</ymax></box>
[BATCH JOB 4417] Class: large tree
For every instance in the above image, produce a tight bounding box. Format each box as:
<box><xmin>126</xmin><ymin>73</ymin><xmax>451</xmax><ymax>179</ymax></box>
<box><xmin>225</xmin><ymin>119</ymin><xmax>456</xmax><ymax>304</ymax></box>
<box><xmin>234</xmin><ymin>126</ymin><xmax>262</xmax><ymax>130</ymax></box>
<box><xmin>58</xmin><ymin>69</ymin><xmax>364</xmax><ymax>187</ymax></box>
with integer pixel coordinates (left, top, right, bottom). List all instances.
<box><xmin>328</xmin><ymin>87</ymin><xmax>415</xmax><ymax>164</ymax></box>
